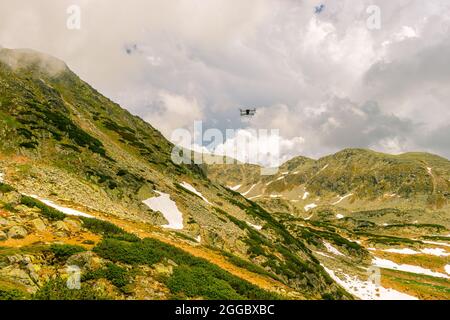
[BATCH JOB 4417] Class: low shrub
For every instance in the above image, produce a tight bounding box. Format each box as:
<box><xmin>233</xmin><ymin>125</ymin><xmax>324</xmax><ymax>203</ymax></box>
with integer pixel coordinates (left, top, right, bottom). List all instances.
<box><xmin>20</xmin><ymin>196</ymin><xmax>66</xmax><ymax>221</ymax></box>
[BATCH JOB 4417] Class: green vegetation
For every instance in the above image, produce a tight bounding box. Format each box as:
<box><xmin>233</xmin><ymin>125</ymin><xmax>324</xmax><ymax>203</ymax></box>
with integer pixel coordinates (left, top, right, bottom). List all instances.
<box><xmin>213</xmin><ymin>205</ymin><xmax>339</xmax><ymax>295</ymax></box>
<box><xmin>83</xmin><ymin>263</ymin><xmax>130</xmax><ymax>290</ymax></box>
<box><xmin>0</xmin><ymin>288</ymin><xmax>26</xmax><ymax>300</ymax></box>
<box><xmin>167</xmin><ymin>265</ymin><xmax>242</xmax><ymax>300</ymax></box>
<box><xmin>80</xmin><ymin>217</ymin><xmax>139</xmax><ymax>242</ymax></box>
<box><xmin>20</xmin><ymin>195</ymin><xmax>66</xmax><ymax>221</ymax></box>
<box><xmin>49</xmin><ymin>244</ymin><xmax>86</xmax><ymax>261</ymax></box>
<box><xmin>33</xmin><ymin>277</ymin><xmax>109</xmax><ymax>300</ymax></box>
<box><xmin>93</xmin><ymin>237</ymin><xmax>279</xmax><ymax>300</ymax></box>
<box><xmin>359</xmin><ymin>233</ymin><xmax>419</xmax><ymax>245</ymax></box>
<box><xmin>421</xmin><ymin>235</ymin><xmax>450</xmax><ymax>242</ymax></box>
<box><xmin>0</xmin><ymin>182</ymin><xmax>15</xmax><ymax>193</ymax></box>
<box><xmin>221</xmin><ymin>251</ymin><xmax>283</xmax><ymax>282</ymax></box>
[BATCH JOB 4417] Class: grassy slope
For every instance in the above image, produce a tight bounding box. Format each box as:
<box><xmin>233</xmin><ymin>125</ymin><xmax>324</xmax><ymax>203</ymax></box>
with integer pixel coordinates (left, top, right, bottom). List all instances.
<box><xmin>0</xmin><ymin>48</ymin><xmax>351</xmax><ymax>300</ymax></box>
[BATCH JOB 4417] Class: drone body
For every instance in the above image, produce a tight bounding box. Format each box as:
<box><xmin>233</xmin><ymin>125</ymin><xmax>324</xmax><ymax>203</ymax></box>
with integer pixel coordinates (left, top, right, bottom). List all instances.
<box><xmin>240</xmin><ymin>108</ymin><xmax>256</xmax><ymax>117</ymax></box>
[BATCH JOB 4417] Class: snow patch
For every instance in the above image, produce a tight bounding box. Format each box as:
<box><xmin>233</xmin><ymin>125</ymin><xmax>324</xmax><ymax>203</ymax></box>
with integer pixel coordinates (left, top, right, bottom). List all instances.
<box><xmin>422</xmin><ymin>240</ymin><xmax>450</xmax><ymax>248</ymax></box>
<box><xmin>143</xmin><ymin>191</ymin><xmax>184</xmax><ymax>230</ymax></box>
<box><xmin>229</xmin><ymin>184</ymin><xmax>241</xmax><ymax>191</ymax></box>
<box><xmin>304</xmin><ymin>203</ymin><xmax>317</xmax><ymax>212</ymax></box>
<box><xmin>28</xmin><ymin>195</ymin><xmax>94</xmax><ymax>218</ymax></box>
<box><xmin>246</xmin><ymin>222</ymin><xmax>263</xmax><ymax>230</ymax></box>
<box><xmin>276</xmin><ymin>176</ymin><xmax>285</xmax><ymax>181</ymax></box>
<box><xmin>332</xmin><ymin>193</ymin><xmax>354</xmax><ymax>205</ymax></box>
<box><xmin>241</xmin><ymin>184</ymin><xmax>257</xmax><ymax>196</ymax></box>
<box><xmin>302</xmin><ymin>192</ymin><xmax>310</xmax><ymax>200</ymax></box>
<box><xmin>445</xmin><ymin>265</ymin><xmax>450</xmax><ymax>275</ymax></box>
<box><xmin>180</xmin><ymin>182</ymin><xmax>211</xmax><ymax>204</ymax></box>
<box><xmin>196</xmin><ymin>235</ymin><xmax>201</xmax><ymax>243</ymax></box>
<box><xmin>336</xmin><ymin>214</ymin><xmax>345</xmax><ymax>219</ymax></box>
<box><xmin>372</xmin><ymin>257</ymin><xmax>449</xmax><ymax>279</ymax></box>
<box><xmin>384</xmin><ymin>193</ymin><xmax>397</xmax><ymax>198</ymax></box>
<box><xmin>315</xmin><ymin>251</ymin><xmax>334</xmax><ymax>259</ymax></box>
<box><xmin>249</xmin><ymin>195</ymin><xmax>262</xmax><ymax>200</ymax></box>
<box><xmin>383</xmin><ymin>248</ymin><xmax>418</xmax><ymax>255</ymax></box>
<box><xmin>270</xmin><ymin>194</ymin><xmax>282</xmax><ymax>198</ymax></box>
<box><xmin>319</xmin><ymin>164</ymin><xmax>329</xmax><ymax>173</ymax></box>
<box><xmin>323</xmin><ymin>266</ymin><xmax>418</xmax><ymax>300</ymax></box>
<box><xmin>323</xmin><ymin>241</ymin><xmax>345</xmax><ymax>256</ymax></box>
<box><xmin>382</xmin><ymin>247</ymin><xmax>449</xmax><ymax>256</ymax></box>
<box><xmin>427</xmin><ymin>167</ymin><xmax>432</xmax><ymax>175</ymax></box>
<box><xmin>420</xmin><ymin>248</ymin><xmax>449</xmax><ymax>257</ymax></box>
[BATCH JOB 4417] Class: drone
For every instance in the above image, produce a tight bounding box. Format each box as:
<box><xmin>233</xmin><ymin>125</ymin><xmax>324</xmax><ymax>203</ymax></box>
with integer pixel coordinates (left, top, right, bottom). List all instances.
<box><xmin>314</xmin><ymin>4</ymin><xmax>325</xmax><ymax>14</ymax></box>
<box><xmin>240</xmin><ymin>108</ymin><xmax>256</xmax><ymax>117</ymax></box>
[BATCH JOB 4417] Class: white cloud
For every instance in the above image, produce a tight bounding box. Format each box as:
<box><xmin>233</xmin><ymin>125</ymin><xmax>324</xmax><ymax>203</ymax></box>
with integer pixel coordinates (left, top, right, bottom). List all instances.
<box><xmin>143</xmin><ymin>91</ymin><xmax>203</xmax><ymax>137</ymax></box>
<box><xmin>1</xmin><ymin>0</ymin><xmax>449</xmax><ymax>161</ymax></box>
<box><xmin>211</xmin><ymin>128</ymin><xmax>305</xmax><ymax>167</ymax></box>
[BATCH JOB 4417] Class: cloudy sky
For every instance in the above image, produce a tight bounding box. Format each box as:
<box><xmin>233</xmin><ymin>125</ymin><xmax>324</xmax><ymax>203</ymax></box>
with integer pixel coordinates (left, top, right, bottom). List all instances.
<box><xmin>1</xmin><ymin>0</ymin><xmax>450</xmax><ymax>164</ymax></box>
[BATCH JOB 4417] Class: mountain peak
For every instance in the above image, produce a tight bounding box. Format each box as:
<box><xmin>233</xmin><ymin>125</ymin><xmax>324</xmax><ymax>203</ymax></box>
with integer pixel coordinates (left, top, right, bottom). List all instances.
<box><xmin>0</xmin><ymin>47</ymin><xmax>68</xmax><ymax>76</ymax></box>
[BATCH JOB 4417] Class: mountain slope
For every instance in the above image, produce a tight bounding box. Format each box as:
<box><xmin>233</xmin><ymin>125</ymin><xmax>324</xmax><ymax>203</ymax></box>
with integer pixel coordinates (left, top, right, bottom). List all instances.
<box><xmin>0</xmin><ymin>48</ymin><xmax>354</xmax><ymax>300</ymax></box>
<box><xmin>206</xmin><ymin>150</ymin><xmax>450</xmax><ymax>299</ymax></box>
<box><xmin>207</xmin><ymin>148</ymin><xmax>450</xmax><ymax>218</ymax></box>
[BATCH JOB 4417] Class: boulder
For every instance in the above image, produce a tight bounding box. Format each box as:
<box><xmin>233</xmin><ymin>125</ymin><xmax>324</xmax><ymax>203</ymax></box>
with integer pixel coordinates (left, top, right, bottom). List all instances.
<box><xmin>0</xmin><ymin>217</ymin><xmax>8</xmax><ymax>226</ymax></box>
<box><xmin>31</xmin><ymin>218</ymin><xmax>46</xmax><ymax>232</ymax></box>
<box><xmin>153</xmin><ymin>263</ymin><xmax>173</xmax><ymax>276</ymax></box>
<box><xmin>54</xmin><ymin>221</ymin><xmax>69</xmax><ymax>231</ymax></box>
<box><xmin>0</xmin><ymin>191</ymin><xmax>21</xmax><ymax>204</ymax></box>
<box><xmin>64</xmin><ymin>218</ymin><xmax>81</xmax><ymax>231</ymax></box>
<box><xmin>67</xmin><ymin>251</ymin><xmax>103</xmax><ymax>271</ymax></box>
<box><xmin>26</xmin><ymin>263</ymin><xmax>40</xmax><ymax>282</ymax></box>
<box><xmin>7</xmin><ymin>226</ymin><xmax>28</xmax><ymax>239</ymax></box>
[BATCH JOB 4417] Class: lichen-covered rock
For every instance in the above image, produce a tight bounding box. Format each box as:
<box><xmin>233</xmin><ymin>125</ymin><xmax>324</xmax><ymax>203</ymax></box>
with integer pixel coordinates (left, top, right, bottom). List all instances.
<box><xmin>66</xmin><ymin>251</ymin><xmax>103</xmax><ymax>272</ymax></box>
<box><xmin>64</xmin><ymin>218</ymin><xmax>81</xmax><ymax>231</ymax></box>
<box><xmin>31</xmin><ymin>218</ymin><xmax>46</xmax><ymax>232</ymax></box>
<box><xmin>7</xmin><ymin>225</ymin><xmax>28</xmax><ymax>239</ymax></box>
<box><xmin>0</xmin><ymin>190</ymin><xmax>21</xmax><ymax>204</ymax></box>
<box><xmin>0</xmin><ymin>217</ymin><xmax>9</xmax><ymax>226</ymax></box>
<box><xmin>53</xmin><ymin>221</ymin><xmax>69</xmax><ymax>231</ymax></box>
<box><xmin>153</xmin><ymin>263</ymin><xmax>173</xmax><ymax>276</ymax></box>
